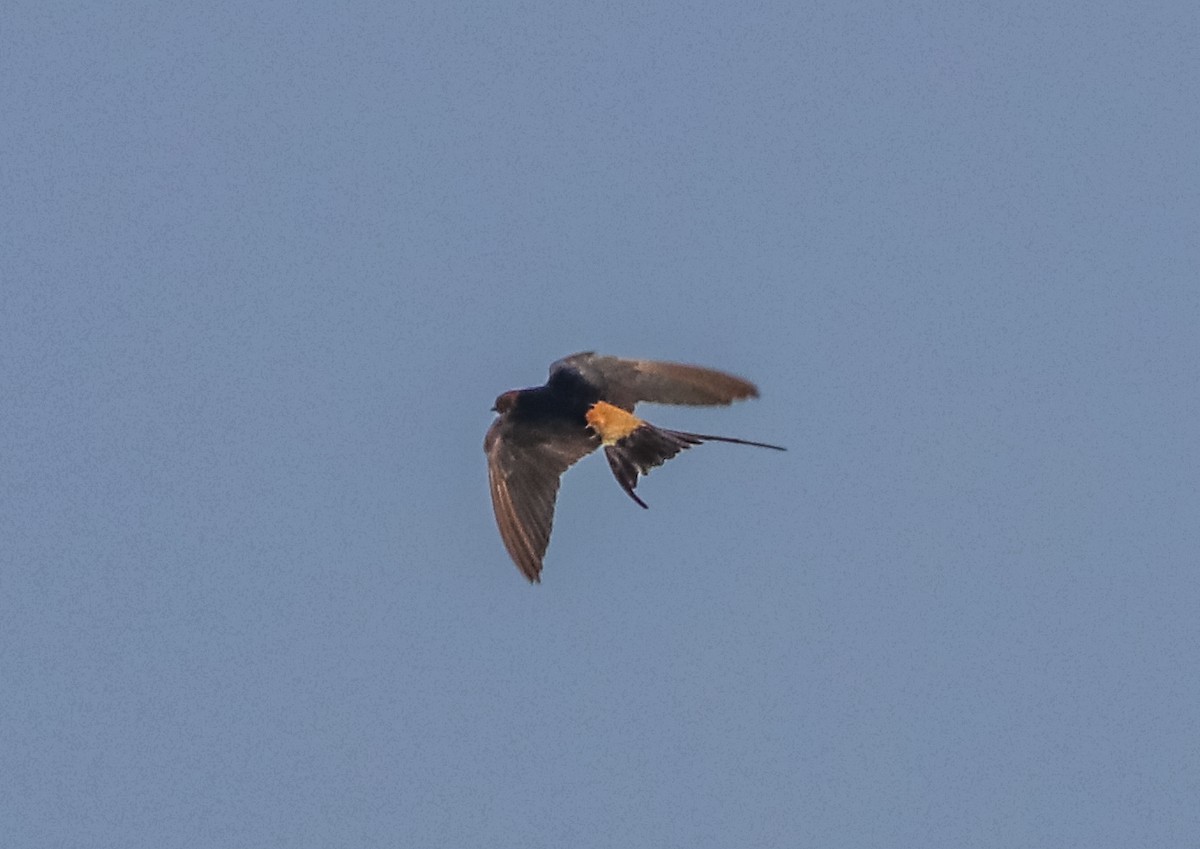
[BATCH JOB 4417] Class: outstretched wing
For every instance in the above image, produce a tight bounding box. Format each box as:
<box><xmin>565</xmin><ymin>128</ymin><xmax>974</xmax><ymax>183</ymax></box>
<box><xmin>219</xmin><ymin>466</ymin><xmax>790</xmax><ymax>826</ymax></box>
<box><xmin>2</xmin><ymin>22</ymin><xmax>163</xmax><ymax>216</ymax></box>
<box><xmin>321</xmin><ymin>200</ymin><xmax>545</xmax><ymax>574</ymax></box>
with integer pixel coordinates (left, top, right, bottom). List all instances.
<box><xmin>484</xmin><ymin>418</ymin><xmax>597</xmax><ymax>582</ymax></box>
<box><xmin>550</xmin><ymin>352</ymin><xmax>760</xmax><ymax>411</ymax></box>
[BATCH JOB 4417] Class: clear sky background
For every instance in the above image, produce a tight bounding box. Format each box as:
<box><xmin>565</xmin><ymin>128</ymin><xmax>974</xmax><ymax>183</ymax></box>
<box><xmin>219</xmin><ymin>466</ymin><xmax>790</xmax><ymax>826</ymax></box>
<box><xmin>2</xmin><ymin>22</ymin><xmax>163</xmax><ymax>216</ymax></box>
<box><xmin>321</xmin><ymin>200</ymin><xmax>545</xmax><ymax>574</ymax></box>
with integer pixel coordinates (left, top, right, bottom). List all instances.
<box><xmin>4</xmin><ymin>2</ymin><xmax>1198</xmax><ymax>847</ymax></box>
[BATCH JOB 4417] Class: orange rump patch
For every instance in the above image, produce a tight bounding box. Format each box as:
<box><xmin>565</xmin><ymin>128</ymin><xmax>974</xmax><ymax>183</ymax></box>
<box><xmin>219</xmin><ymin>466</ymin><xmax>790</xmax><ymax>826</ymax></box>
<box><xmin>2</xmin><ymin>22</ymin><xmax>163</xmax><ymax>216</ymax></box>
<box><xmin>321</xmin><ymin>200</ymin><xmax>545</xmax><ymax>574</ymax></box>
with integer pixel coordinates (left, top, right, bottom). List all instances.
<box><xmin>585</xmin><ymin>401</ymin><xmax>643</xmax><ymax>445</ymax></box>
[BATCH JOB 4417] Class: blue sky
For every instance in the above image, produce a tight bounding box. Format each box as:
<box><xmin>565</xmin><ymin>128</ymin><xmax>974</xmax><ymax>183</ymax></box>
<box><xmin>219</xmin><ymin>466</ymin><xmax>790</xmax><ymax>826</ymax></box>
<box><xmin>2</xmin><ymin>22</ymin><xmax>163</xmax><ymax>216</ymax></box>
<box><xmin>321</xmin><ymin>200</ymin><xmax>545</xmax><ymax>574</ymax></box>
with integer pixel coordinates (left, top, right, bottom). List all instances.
<box><xmin>4</xmin><ymin>2</ymin><xmax>1198</xmax><ymax>846</ymax></box>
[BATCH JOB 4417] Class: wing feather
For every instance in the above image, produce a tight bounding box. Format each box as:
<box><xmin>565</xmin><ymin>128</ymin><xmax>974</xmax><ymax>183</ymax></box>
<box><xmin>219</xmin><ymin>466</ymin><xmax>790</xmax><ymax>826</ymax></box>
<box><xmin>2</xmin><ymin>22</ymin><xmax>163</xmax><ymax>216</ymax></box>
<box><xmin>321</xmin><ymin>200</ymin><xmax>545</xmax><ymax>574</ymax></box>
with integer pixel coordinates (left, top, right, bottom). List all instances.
<box><xmin>550</xmin><ymin>352</ymin><xmax>760</xmax><ymax>410</ymax></box>
<box><xmin>485</xmin><ymin>418</ymin><xmax>596</xmax><ymax>582</ymax></box>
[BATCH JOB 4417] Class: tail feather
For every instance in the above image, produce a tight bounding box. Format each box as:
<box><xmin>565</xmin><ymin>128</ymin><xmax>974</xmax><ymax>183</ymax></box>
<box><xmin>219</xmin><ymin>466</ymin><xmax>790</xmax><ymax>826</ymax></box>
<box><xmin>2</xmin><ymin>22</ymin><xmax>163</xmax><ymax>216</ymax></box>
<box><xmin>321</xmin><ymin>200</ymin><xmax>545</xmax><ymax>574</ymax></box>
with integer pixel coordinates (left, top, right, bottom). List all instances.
<box><xmin>603</xmin><ymin>424</ymin><xmax>785</xmax><ymax>508</ymax></box>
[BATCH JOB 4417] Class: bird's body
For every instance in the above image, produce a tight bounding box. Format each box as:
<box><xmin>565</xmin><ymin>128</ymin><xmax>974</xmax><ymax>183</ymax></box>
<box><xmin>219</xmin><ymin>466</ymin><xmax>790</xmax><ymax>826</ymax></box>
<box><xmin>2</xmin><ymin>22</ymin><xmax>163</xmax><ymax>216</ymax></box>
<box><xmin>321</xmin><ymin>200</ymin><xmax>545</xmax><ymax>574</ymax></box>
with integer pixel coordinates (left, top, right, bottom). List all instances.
<box><xmin>485</xmin><ymin>352</ymin><xmax>784</xmax><ymax>582</ymax></box>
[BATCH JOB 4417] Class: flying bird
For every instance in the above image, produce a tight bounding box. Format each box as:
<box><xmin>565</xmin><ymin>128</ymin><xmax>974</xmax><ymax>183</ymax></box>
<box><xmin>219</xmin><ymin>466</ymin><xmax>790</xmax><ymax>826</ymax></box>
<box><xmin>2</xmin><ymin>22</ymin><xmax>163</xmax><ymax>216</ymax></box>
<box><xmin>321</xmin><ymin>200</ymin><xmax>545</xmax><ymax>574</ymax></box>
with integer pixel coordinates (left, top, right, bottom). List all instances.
<box><xmin>484</xmin><ymin>352</ymin><xmax>785</xmax><ymax>582</ymax></box>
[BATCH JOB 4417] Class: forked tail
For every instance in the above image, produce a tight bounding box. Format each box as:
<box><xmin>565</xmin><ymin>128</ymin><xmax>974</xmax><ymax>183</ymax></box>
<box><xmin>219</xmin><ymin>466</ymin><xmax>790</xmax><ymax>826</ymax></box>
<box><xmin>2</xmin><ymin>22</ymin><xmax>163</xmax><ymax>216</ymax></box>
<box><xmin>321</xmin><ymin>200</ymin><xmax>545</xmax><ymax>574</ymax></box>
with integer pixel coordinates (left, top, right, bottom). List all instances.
<box><xmin>603</xmin><ymin>424</ymin><xmax>785</xmax><ymax>509</ymax></box>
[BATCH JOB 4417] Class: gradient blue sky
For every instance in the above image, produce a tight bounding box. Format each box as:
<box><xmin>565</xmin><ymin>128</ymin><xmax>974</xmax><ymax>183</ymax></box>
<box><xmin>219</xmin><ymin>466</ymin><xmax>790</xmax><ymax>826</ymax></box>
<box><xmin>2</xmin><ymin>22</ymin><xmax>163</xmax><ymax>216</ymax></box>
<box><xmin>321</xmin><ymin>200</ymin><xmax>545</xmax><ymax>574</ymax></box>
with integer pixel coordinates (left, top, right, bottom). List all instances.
<box><xmin>4</xmin><ymin>2</ymin><xmax>1198</xmax><ymax>846</ymax></box>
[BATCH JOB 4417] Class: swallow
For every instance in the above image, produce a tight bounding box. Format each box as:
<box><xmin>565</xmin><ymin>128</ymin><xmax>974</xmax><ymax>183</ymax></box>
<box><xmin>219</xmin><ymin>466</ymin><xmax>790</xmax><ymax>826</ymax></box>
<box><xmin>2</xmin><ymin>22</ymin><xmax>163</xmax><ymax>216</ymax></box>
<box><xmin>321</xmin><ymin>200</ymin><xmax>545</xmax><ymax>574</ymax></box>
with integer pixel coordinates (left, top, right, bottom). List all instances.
<box><xmin>484</xmin><ymin>352</ymin><xmax>785</xmax><ymax>582</ymax></box>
